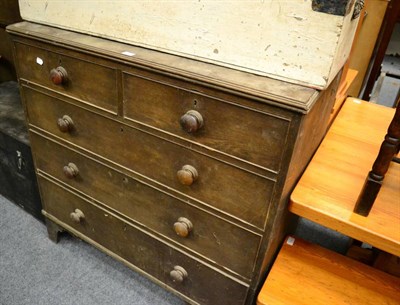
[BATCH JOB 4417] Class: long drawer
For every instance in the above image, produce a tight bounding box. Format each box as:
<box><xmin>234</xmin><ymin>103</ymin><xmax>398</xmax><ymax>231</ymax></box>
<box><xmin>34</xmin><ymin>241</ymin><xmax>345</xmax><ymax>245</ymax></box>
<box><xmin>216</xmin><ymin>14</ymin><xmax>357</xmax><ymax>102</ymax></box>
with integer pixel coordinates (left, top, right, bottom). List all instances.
<box><xmin>38</xmin><ymin>176</ymin><xmax>249</xmax><ymax>305</ymax></box>
<box><xmin>14</xmin><ymin>42</ymin><xmax>118</xmax><ymax>113</ymax></box>
<box><xmin>24</xmin><ymin>85</ymin><xmax>275</xmax><ymax>229</ymax></box>
<box><xmin>123</xmin><ymin>71</ymin><xmax>291</xmax><ymax>172</ymax></box>
<box><xmin>31</xmin><ymin>132</ymin><xmax>261</xmax><ymax>278</ymax></box>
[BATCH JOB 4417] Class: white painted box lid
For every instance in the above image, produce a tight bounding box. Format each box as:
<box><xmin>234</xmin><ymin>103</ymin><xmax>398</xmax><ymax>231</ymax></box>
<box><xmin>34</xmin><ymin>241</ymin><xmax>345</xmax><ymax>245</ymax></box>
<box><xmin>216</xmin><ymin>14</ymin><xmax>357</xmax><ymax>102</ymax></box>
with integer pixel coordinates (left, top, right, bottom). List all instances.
<box><xmin>18</xmin><ymin>0</ymin><xmax>361</xmax><ymax>89</ymax></box>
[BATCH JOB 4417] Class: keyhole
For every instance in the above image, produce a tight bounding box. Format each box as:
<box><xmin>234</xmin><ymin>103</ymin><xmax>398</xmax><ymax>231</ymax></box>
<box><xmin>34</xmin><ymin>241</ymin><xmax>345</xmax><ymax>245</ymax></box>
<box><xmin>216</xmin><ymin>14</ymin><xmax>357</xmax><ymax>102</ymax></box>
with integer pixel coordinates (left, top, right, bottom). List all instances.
<box><xmin>193</xmin><ymin>99</ymin><xmax>198</xmax><ymax>107</ymax></box>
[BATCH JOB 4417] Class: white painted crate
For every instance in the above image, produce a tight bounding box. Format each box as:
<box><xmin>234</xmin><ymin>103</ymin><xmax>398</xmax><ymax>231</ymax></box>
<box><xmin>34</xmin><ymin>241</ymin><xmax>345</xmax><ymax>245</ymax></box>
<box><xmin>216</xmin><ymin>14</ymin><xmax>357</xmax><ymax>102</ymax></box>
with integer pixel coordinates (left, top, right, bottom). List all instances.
<box><xmin>18</xmin><ymin>0</ymin><xmax>360</xmax><ymax>89</ymax></box>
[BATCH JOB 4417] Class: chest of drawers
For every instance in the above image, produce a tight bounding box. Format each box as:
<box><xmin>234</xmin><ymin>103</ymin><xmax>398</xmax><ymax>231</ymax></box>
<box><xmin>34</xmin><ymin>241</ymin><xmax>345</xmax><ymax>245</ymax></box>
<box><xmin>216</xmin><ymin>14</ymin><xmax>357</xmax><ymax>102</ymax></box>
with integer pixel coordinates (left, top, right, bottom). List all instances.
<box><xmin>7</xmin><ymin>21</ymin><xmax>340</xmax><ymax>305</ymax></box>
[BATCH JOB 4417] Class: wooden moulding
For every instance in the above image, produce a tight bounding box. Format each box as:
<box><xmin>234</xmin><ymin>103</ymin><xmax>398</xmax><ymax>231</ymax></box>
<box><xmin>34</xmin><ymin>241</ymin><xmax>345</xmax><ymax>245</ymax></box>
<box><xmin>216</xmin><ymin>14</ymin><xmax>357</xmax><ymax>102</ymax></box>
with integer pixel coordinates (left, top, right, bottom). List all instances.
<box><xmin>6</xmin><ymin>21</ymin><xmax>320</xmax><ymax>114</ymax></box>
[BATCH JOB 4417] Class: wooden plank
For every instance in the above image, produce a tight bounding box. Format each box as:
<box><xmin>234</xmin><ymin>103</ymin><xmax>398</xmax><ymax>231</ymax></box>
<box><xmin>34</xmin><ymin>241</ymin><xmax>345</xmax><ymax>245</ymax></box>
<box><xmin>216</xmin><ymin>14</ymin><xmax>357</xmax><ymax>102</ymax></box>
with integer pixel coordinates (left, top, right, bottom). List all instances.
<box><xmin>17</xmin><ymin>0</ymin><xmax>360</xmax><ymax>89</ymax></box>
<box><xmin>257</xmin><ymin>236</ymin><xmax>400</xmax><ymax>305</ymax></box>
<box><xmin>290</xmin><ymin>98</ymin><xmax>400</xmax><ymax>256</ymax></box>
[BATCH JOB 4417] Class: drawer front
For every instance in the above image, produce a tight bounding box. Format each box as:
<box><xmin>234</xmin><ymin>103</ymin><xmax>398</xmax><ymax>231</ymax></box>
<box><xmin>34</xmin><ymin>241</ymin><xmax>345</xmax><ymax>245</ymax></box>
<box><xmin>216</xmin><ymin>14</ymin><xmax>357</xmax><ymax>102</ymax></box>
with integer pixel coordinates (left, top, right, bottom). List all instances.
<box><xmin>31</xmin><ymin>133</ymin><xmax>261</xmax><ymax>278</ymax></box>
<box><xmin>15</xmin><ymin>42</ymin><xmax>118</xmax><ymax>113</ymax></box>
<box><xmin>39</xmin><ymin>177</ymin><xmax>249</xmax><ymax>305</ymax></box>
<box><xmin>25</xmin><ymin>86</ymin><xmax>275</xmax><ymax>229</ymax></box>
<box><xmin>123</xmin><ymin>72</ymin><xmax>291</xmax><ymax>172</ymax></box>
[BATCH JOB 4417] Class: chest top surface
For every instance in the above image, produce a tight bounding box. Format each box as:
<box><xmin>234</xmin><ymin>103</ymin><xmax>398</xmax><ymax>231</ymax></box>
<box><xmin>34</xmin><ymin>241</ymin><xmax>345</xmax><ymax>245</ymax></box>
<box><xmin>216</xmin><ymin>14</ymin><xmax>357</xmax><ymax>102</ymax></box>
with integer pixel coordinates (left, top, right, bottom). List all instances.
<box><xmin>7</xmin><ymin>21</ymin><xmax>320</xmax><ymax>114</ymax></box>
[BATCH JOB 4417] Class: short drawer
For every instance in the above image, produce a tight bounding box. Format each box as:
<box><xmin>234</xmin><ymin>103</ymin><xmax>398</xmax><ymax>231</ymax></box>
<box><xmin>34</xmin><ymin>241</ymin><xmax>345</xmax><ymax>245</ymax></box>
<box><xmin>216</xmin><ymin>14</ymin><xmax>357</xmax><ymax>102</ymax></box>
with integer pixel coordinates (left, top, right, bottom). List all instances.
<box><xmin>24</xmin><ymin>86</ymin><xmax>275</xmax><ymax>229</ymax></box>
<box><xmin>39</xmin><ymin>177</ymin><xmax>249</xmax><ymax>305</ymax></box>
<box><xmin>15</xmin><ymin>42</ymin><xmax>118</xmax><ymax>113</ymax></box>
<box><xmin>123</xmin><ymin>71</ymin><xmax>291</xmax><ymax>172</ymax></box>
<box><xmin>31</xmin><ymin>133</ymin><xmax>261</xmax><ymax>278</ymax></box>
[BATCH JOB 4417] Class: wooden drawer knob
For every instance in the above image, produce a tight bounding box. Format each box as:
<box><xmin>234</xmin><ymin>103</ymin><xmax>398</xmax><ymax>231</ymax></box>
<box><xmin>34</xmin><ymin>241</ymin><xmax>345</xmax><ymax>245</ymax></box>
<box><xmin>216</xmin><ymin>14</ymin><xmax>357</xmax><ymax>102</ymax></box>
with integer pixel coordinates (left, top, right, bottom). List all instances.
<box><xmin>50</xmin><ymin>66</ymin><xmax>68</xmax><ymax>85</ymax></box>
<box><xmin>173</xmin><ymin>217</ymin><xmax>193</xmax><ymax>238</ymax></box>
<box><xmin>63</xmin><ymin>162</ymin><xmax>79</xmax><ymax>179</ymax></box>
<box><xmin>177</xmin><ymin>165</ymin><xmax>198</xmax><ymax>186</ymax></box>
<box><xmin>180</xmin><ymin>110</ymin><xmax>204</xmax><ymax>133</ymax></box>
<box><xmin>169</xmin><ymin>266</ymin><xmax>188</xmax><ymax>283</ymax></box>
<box><xmin>70</xmin><ymin>209</ymin><xmax>85</xmax><ymax>223</ymax></box>
<box><xmin>57</xmin><ymin>115</ymin><xmax>74</xmax><ymax>133</ymax></box>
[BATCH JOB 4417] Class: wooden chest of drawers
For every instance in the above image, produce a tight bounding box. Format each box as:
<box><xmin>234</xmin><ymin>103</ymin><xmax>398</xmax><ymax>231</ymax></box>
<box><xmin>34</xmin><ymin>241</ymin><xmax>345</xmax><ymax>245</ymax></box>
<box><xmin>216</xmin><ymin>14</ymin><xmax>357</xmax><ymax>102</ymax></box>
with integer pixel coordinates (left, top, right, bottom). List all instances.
<box><xmin>7</xmin><ymin>21</ymin><xmax>340</xmax><ymax>305</ymax></box>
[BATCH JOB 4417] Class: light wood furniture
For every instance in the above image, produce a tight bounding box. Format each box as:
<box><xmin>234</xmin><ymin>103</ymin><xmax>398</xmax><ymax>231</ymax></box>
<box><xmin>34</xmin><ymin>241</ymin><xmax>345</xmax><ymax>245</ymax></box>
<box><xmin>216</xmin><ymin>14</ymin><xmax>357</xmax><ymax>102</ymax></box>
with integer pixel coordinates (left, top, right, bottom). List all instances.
<box><xmin>330</xmin><ymin>68</ymin><xmax>358</xmax><ymax>125</ymax></box>
<box><xmin>347</xmin><ymin>0</ymin><xmax>389</xmax><ymax>97</ymax></box>
<box><xmin>257</xmin><ymin>236</ymin><xmax>400</xmax><ymax>305</ymax></box>
<box><xmin>355</xmin><ymin>101</ymin><xmax>400</xmax><ymax>216</ymax></box>
<box><xmin>290</xmin><ymin>98</ymin><xmax>400</xmax><ymax>256</ymax></box>
<box><xmin>8</xmin><ymin>21</ymin><xmax>341</xmax><ymax>305</ymax></box>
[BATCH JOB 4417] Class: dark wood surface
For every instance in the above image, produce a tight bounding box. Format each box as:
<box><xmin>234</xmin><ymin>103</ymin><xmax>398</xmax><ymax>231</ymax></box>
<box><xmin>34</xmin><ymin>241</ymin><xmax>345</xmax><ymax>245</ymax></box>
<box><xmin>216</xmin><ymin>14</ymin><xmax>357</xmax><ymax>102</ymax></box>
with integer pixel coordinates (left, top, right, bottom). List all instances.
<box><xmin>39</xmin><ymin>176</ymin><xmax>249</xmax><ymax>305</ymax></box>
<box><xmin>14</xmin><ymin>41</ymin><xmax>119</xmax><ymax>113</ymax></box>
<box><xmin>123</xmin><ymin>70</ymin><xmax>291</xmax><ymax>171</ymax></box>
<box><xmin>23</xmin><ymin>85</ymin><xmax>276</xmax><ymax>229</ymax></box>
<box><xmin>0</xmin><ymin>0</ymin><xmax>21</xmax><ymax>26</ymax></box>
<box><xmin>30</xmin><ymin>133</ymin><xmax>261</xmax><ymax>279</ymax></box>
<box><xmin>8</xmin><ymin>21</ymin><xmax>341</xmax><ymax>305</ymax></box>
<box><xmin>362</xmin><ymin>0</ymin><xmax>400</xmax><ymax>101</ymax></box>
<box><xmin>7</xmin><ymin>21</ymin><xmax>318</xmax><ymax>113</ymax></box>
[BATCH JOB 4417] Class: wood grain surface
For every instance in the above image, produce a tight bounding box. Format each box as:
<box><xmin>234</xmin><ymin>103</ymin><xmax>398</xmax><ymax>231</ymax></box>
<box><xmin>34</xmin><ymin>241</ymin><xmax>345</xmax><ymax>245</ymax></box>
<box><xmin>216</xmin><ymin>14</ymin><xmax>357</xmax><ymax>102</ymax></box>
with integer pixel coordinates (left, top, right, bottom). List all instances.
<box><xmin>290</xmin><ymin>98</ymin><xmax>400</xmax><ymax>256</ymax></box>
<box><xmin>257</xmin><ymin>236</ymin><xmax>400</xmax><ymax>305</ymax></box>
<box><xmin>39</xmin><ymin>177</ymin><xmax>249</xmax><ymax>305</ymax></box>
<box><xmin>30</xmin><ymin>132</ymin><xmax>261</xmax><ymax>279</ymax></box>
<box><xmin>7</xmin><ymin>21</ymin><xmax>319</xmax><ymax>113</ymax></box>
<box><xmin>16</xmin><ymin>1</ymin><xmax>359</xmax><ymax>88</ymax></box>
<box><xmin>8</xmin><ymin>21</ymin><xmax>344</xmax><ymax>305</ymax></box>
<box><xmin>24</xmin><ymin>86</ymin><xmax>275</xmax><ymax>229</ymax></box>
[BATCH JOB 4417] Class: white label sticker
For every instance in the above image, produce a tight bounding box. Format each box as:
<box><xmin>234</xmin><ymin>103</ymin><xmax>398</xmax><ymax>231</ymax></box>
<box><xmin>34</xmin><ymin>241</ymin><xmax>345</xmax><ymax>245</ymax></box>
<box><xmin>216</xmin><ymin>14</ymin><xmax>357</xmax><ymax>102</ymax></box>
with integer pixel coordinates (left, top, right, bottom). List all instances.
<box><xmin>122</xmin><ymin>51</ymin><xmax>135</xmax><ymax>57</ymax></box>
<box><xmin>286</xmin><ymin>236</ymin><xmax>295</xmax><ymax>246</ymax></box>
<box><xmin>36</xmin><ymin>57</ymin><xmax>44</xmax><ymax>65</ymax></box>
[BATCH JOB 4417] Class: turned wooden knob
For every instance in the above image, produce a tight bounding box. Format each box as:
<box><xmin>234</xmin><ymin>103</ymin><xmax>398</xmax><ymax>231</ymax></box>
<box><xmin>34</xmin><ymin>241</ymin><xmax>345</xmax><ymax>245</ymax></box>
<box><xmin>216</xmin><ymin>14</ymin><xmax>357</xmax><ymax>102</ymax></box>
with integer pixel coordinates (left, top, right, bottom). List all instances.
<box><xmin>63</xmin><ymin>162</ymin><xmax>79</xmax><ymax>179</ymax></box>
<box><xmin>173</xmin><ymin>217</ymin><xmax>193</xmax><ymax>238</ymax></box>
<box><xmin>177</xmin><ymin>165</ymin><xmax>198</xmax><ymax>186</ymax></box>
<box><xmin>50</xmin><ymin>66</ymin><xmax>68</xmax><ymax>85</ymax></box>
<box><xmin>57</xmin><ymin>115</ymin><xmax>74</xmax><ymax>133</ymax></box>
<box><xmin>70</xmin><ymin>209</ymin><xmax>85</xmax><ymax>223</ymax></box>
<box><xmin>169</xmin><ymin>266</ymin><xmax>188</xmax><ymax>283</ymax></box>
<box><xmin>180</xmin><ymin>110</ymin><xmax>204</xmax><ymax>133</ymax></box>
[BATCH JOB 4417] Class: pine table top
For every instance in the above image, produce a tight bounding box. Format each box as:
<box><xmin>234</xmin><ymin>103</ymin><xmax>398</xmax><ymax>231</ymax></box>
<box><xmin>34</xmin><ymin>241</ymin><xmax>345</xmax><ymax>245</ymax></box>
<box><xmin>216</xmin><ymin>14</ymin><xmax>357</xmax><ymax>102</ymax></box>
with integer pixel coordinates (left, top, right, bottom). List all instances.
<box><xmin>290</xmin><ymin>98</ymin><xmax>400</xmax><ymax>256</ymax></box>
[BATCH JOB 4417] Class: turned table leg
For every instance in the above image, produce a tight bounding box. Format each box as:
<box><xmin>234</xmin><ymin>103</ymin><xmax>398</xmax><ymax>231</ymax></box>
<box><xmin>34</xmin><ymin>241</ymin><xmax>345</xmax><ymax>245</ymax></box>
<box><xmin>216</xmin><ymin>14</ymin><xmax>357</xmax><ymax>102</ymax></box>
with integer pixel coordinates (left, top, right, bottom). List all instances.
<box><xmin>354</xmin><ymin>101</ymin><xmax>400</xmax><ymax>216</ymax></box>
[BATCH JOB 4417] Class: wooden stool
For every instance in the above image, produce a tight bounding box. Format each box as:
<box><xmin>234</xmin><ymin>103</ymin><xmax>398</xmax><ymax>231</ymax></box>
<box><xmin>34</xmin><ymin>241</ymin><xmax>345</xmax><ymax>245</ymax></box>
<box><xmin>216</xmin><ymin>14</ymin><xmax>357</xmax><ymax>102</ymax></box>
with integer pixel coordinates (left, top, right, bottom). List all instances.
<box><xmin>257</xmin><ymin>236</ymin><xmax>400</xmax><ymax>305</ymax></box>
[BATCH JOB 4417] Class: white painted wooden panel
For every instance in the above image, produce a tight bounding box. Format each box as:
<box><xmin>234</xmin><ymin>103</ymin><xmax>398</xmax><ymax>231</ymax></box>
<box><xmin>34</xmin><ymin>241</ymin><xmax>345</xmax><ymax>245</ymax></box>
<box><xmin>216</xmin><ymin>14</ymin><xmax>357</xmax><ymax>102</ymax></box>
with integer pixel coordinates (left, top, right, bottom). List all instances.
<box><xmin>18</xmin><ymin>0</ymin><xmax>359</xmax><ymax>89</ymax></box>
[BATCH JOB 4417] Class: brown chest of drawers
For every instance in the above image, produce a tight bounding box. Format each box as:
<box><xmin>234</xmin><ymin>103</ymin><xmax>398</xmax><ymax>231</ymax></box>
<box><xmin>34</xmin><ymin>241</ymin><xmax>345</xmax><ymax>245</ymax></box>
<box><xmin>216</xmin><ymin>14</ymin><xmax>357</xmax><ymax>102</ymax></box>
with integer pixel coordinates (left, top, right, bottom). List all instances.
<box><xmin>7</xmin><ymin>21</ymin><xmax>340</xmax><ymax>305</ymax></box>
